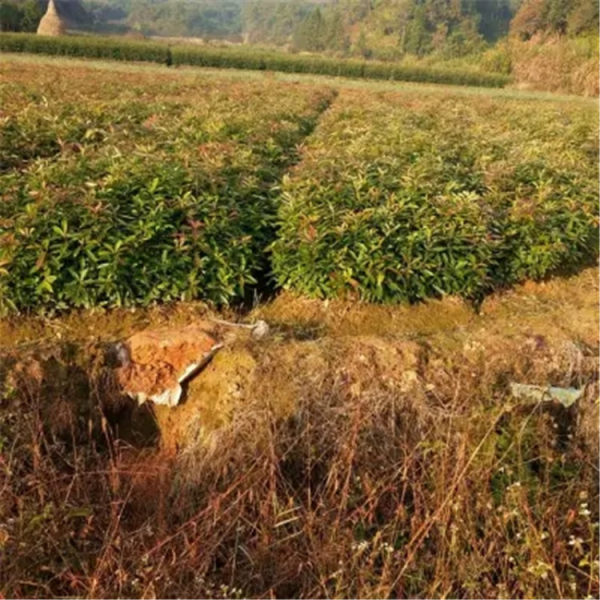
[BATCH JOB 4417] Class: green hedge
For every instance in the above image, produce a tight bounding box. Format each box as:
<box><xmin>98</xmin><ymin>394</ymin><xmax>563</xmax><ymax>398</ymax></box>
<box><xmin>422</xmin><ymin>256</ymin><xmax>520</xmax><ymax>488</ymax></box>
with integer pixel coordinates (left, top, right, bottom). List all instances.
<box><xmin>0</xmin><ymin>33</ymin><xmax>511</xmax><ymax>88</ymax></box>
<box><xmin>271</xmin><ymin>92</ymin><xmax>599</xmax><ymax>303</ymax></box>
<box><xmin>171</xmin><ymin>45</ymin><xmax>510</xmax><ymax>87</ymax></box>
<box><xmin>0</xmin><ymin>64</ymin><xmax>334</xmax><ymax>312</ymax></box>
<box><xmin>1</xmin><ymin>162</ymin><xmax>275</xmax><ymax>310</ymax></box>
<box><xmin>0</xmin><ymin>32</ymin><xmax>170</xmax><ymax>63</ymax></box>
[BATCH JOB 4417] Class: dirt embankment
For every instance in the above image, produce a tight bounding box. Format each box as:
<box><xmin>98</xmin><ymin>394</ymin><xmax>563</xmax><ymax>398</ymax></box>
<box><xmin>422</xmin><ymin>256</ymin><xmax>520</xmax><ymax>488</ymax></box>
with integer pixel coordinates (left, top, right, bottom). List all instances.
<box><xmin>1</xmin><ymin>267</ymin><xmax>597</xmax><ymax>451</ymax></box>
<box><xmin>0</xmin><ymin>268</ymin><xmax>597</xmax><ymax>598</ymax></box>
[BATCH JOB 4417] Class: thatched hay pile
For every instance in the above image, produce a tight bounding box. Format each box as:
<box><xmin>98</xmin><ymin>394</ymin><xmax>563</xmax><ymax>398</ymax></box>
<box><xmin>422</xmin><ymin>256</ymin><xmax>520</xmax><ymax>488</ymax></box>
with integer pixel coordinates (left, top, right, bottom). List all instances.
<box><xmin>37</xmin><ymin>0</ymin><xmax>66</xmax><ymax>36</ymax></box>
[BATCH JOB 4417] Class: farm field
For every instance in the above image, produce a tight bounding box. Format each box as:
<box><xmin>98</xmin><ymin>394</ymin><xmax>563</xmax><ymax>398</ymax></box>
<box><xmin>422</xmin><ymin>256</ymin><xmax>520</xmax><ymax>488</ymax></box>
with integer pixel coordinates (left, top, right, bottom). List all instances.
<box><xmin>273</xmin><ymin>89</ymin><xmax>598</xmax><ymax>302</ymax></box>
<box><xmin>0</xmin><ymin>58</ymin><xmax>334</xmax><ymax>310</ymax></box>
<box><xmin>1</xmin><ymin>57</ymin><xmax>597</xmax><ymax>313</ymax></box>
<box><xmin>0</xmin><ymin>55</ymin><xmax>598</xmax><ymax>599</ymax></box>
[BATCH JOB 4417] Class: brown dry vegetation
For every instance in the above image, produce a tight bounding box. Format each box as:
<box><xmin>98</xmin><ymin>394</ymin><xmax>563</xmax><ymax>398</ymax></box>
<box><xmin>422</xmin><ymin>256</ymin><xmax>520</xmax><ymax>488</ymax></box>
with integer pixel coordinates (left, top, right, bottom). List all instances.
<box><xmin>509</xmin><ymin>37</ymin><xmax>599</xmax><ymax>97</ymax></box>
<box><xmin>0</xmin><ymin>267</ymin><xmax>598</xmax><ymax>598</ymax></box>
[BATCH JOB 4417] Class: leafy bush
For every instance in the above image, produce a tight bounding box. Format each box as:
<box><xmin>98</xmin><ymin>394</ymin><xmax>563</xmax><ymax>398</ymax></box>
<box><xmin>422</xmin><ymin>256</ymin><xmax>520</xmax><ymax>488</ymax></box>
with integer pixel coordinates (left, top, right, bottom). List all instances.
<box><xmin>171</xmin><ymin>43</ymin><xmax>511</xmax><ymax>87</ymax></box>
<box><xmin>272</xmin><ymin>90</ymin><xmax>598</xmax><ymax>302</ymax></box>
<box><xmin>0</xmin><ymin>61</ymin><xmax>333</xmax><ymax>312</ymax></box>
<box><xmin>0</xmin><ymin>59</ymin><xmax>596</xmax><ymax>313</ymax></box>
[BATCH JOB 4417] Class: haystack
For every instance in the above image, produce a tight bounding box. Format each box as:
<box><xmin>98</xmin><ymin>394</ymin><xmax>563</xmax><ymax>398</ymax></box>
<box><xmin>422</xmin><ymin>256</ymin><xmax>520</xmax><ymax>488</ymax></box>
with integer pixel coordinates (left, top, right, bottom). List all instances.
<box><xmin>37</xmin><ymin>0</ymin><xmax>66</xmax><ymax>36</ymax></box>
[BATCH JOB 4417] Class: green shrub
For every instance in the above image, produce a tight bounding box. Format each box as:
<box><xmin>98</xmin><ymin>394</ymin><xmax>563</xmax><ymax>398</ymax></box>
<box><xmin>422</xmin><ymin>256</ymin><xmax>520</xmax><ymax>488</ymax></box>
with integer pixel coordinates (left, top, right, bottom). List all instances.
<box><xmin>0</xmin><ymin>62</ymin><xmax>334</xmax><ymax>312</ymax></box>
<box><xmin>1</xmin><ymin>58</ymin><xmax>595</xmax><ymax>313</ymax></box>
<box><xmin>0</xmin><ymin>32</ymin><xmax>171</xmax><ymax>63</ymax></box>
<box><xmin>272</xmin><ymin>91</ymin><xmax>598</xmax><ymax>302</ymax></box>
<box><xmin>1</xmin><ymin>160</ymin><xmax>272</xmax><ymax>309</ymax></box>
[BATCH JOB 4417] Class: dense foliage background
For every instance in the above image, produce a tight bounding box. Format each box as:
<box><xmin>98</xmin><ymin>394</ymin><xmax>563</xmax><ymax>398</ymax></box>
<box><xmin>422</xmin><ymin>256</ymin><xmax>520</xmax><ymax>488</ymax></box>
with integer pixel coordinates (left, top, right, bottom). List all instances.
<box><xmin>2</xmin><ymin>0</ymin><xmax>597</xmax><ymax>94</ymax></box>
<box><xmin>1</xmin><ymin>0</ymin><xmax>597</xmax><ymax>55</ymax></box>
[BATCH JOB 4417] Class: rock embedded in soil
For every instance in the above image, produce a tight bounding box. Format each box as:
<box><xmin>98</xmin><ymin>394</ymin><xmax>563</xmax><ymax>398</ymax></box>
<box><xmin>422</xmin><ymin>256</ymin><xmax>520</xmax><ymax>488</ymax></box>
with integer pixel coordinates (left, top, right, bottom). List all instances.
<box><xmin>114</xmin><ymin>323</ymin><xmax>222</xmax><ymax>407</ymax></box>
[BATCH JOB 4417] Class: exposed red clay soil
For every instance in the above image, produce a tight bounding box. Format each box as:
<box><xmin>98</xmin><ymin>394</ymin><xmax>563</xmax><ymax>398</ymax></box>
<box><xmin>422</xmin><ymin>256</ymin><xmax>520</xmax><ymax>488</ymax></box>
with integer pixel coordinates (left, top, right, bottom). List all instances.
<box><xmin>115</xmin><ymin>323</ymin><xmax>220</xmax><ymax>400</ymax></box>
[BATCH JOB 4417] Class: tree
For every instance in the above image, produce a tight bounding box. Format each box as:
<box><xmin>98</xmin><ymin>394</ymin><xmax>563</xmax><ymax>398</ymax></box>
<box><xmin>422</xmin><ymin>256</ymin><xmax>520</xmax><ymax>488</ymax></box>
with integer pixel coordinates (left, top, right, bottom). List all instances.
<box><xmin>567</xmin><ymin>0</ymin><xmax>598</xmax><ymax>34</ymax></box>
<box><xmin>356</xmin><ymin>28</ymin><xmax>372</xmax><ymax>57</ymax></box>
<box><xmin>475</xmin><ymin>0</ymin><xmax>513</xmax><ymax>41</ymax></box>
<box><xmin>544</xmin><ymin>0</ymin><xmax>570</xmax><ymax>34</ymax></box>
<box><xmin>510</xmin><ymin>0</ymin><xmax>546</xmax><ymax>39</ymax></box>
<box><xmin>293</xmin><ymin>7</ymin><xmax>327</xmax><ymax>51</ymax></box>
<box><xmin>403</xmin><ymin>3</ymin><xmax>430</xmax><ymax>56</ymax></box>
<box><xmin>442</xmin><ymin>18</ymin><xmax>486</xmax><ymax>57</ymax></box>
<box><xmin>325</xmin><ymin>9</ymin><xmax>349</xmax><ymax>53</ymax></box>
<box><xmin>0</xmin><ymin>1</ymin><xmax>24</xmax><ymax>31</ymax></box>
<box><xmin>21</xmin><ymin>0</ymin><xmax>44</xmax><ymax>31</ymax></box>
<box><xmin>510</xmin><ymin>0</ymin><xmax>597</xmax><ymax>38</ymax></box>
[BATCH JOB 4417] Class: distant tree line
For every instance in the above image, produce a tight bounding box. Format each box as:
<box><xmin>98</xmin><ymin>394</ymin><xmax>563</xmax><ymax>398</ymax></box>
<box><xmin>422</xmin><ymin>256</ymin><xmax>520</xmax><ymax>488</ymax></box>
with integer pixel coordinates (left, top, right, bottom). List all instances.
<box><xmin>0</xmin><ymin>0</ymin><xmax>43</xmax><ymax>31</ymax></box>
<box><xmin>118</xmin><ymin>0</ymin><xmax>597</xmax><ymax>57</ymax></box>
<box><xmin>124</xmin><ymin>0</ymin><xmax>242</xmax><ymax>38</ymax></box>
<box><xmin>1</xmin><ymin>0</ymin><xmax>597</xmax><ymax>59</ymax></box>
<box><xmin>235</xmin><ymin>0</ymin><xmax>516</xmax><ymax>56</ymax></box>
<box><xmin>284</xmin><ymin>0</ymin><xmax>597</xmax><ymax>58</ymax></box>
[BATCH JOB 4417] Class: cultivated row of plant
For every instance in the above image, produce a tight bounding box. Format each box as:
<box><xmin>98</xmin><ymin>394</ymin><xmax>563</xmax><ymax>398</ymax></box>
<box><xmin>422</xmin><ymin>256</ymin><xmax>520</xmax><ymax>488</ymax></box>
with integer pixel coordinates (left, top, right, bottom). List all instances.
<box><xmin>272</xmin><ymin>90</ymin><xmax>599</xmax><ymax>302</ymax></box>
<box><xmin>0</xmin><ymin>31</ymin><xmax>171</xmax><ymax>63</ymax></box>
<box><xmin>0</xmin><ymin>32</ymin><xmax>511</xmax><ymax>88</ymax></box>
<box><xmin>0</xmin><ymin>61</ymin><xmax>334</xmax><ymax>312</ymax></box>
<box><xmin>1</xmin><ymin>60</ymin><xmax>597</xmax><ymax>313</ymax></box>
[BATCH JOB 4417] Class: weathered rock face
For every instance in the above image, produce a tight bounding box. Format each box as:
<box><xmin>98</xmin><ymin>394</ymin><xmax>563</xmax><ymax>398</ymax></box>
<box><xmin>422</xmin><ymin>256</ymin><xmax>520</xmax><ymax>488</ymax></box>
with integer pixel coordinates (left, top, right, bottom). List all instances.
<box><xmin>37</xmin><ymin>0</ymin><xmax>66</xmax><ymax>36</ymax></box>
<box><xmin>115</xmin><ymin>323</ymin><xmax>222</xmax><ymax>407</ymax></box>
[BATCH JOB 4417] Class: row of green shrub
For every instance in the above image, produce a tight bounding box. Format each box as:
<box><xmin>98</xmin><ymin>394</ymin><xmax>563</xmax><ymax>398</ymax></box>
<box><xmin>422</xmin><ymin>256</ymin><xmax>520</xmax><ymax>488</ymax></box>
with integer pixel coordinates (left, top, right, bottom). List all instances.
<box><xmin>0</xmin><ymin>62</ymin><xmax>334</xmax><ymax>312</ymax></box>
<box><xmin>0</xmin><ymin>32</ymin><xmax>511</xmax><ymax>88</ymax></box>
<box><xmin>170</xmin><ymin>45</ymin><xmax>510</xmax><ymax>87</ymax></box>
<box><xmin>1</xmin><ymin>61</ymin><xmax>596</xmax><ymax>313</ymax></box>
<box><xmin>271</xmin><ymin>91</ymin><xmax>599</xmax><ymax>303</ymax></box>
<box><xmin>1</xmin><ymin>160</ymin><xmax>276</xmax><ymax>310</ymax></box>
<box><xmin>0</xmin><ymin>32</ymin><xmax>171</xmax><ymax>63</ymax></box>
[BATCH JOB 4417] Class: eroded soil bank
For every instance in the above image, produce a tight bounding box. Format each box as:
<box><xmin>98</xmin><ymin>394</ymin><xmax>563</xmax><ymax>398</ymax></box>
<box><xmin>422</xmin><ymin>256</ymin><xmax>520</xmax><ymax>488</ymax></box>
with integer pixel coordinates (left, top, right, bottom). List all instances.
<box><xmin>0</xmin><ymin>268</ymin><xmax>598</xmax><ymax>598</ymax></box>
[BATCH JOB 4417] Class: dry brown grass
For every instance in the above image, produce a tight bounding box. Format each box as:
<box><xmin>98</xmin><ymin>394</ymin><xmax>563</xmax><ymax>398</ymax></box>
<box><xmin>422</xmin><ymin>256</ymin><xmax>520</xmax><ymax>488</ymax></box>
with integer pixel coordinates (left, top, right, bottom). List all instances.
<box><xmin>0</xmin><ymin>268</ymin><xmax>598</xmax><ymax>598</ymax></box>
<box><xmin>509</xmin><ymin>38</ymin><xmax>599</xmax><ymax>97</ymax></box>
